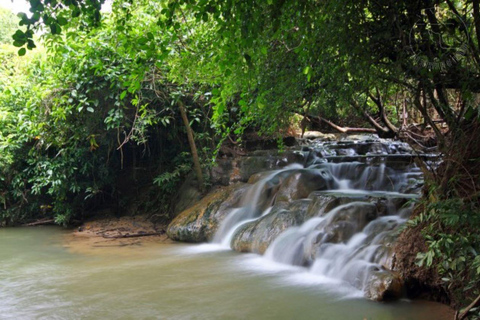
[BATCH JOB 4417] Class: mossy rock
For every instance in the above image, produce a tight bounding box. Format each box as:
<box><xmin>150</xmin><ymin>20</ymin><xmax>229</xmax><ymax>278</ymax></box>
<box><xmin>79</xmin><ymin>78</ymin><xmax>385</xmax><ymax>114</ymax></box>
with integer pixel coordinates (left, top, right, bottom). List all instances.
<box><xmin>167</xmin><ymin>183</ymin><xmax>247</xmax><ymax>242</ymax></box>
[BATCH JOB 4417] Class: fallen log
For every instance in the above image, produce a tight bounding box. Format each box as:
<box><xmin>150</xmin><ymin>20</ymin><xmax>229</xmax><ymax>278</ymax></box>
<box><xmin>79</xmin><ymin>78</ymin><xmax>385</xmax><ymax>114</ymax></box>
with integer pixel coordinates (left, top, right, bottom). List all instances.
<box><xmin>23</xmin><ymin>219</ymin><xmax>55</xmax><ymax>226</ymax></box>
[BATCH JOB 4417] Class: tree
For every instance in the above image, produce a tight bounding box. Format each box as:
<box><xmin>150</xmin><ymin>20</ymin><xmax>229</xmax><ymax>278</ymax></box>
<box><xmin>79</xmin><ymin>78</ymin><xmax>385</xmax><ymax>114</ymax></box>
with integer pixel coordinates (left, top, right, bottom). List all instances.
<box><xmin>0</xmin><ymin>7</ymin><xmax>21</xmax><ymax>44</ymax></box>
<box><xmin>7</xmin><ymin>0</ymin><xmax>480</xmax><ymax>314</ymax></box>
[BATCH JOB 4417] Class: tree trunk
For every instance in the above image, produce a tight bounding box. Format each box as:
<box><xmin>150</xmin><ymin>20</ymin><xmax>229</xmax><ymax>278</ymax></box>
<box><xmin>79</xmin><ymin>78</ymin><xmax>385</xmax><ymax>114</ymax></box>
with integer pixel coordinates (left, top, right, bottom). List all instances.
<box><xmin>369</xmin><ymin>90</ymin><xmax>399</xmax><ymax>134</ymax></box>
<box><xmin>473</xmin><ymin>0</ymin><xmax>480</xmax><ymax>58</ymax></box>
<box><xmin>178</xmin><ymin>101</ymin><xmax>204</xmax><ymax>191</ymax></box>
<box><xmin>350</xmin><ymin>100</ymin><xmax>395</xmax><ymax>138</ymax></box>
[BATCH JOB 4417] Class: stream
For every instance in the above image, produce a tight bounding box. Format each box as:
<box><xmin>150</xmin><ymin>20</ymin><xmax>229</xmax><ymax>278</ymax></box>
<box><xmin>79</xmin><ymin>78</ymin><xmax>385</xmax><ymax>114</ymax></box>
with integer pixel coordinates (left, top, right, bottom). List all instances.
<box><xmin>0</xmin><ymin>226</ymin><xmax>452</xmax><ymax>319</ymax></box>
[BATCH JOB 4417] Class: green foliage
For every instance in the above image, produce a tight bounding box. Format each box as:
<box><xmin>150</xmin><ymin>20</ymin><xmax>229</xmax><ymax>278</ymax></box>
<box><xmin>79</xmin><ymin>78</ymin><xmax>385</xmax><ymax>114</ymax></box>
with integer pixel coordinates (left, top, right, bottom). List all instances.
<box><xmin>411</xmin><ymin>199</ymin><xmax>480</xmax><ymax>310</ymax></box>
<box><xmin>0</xmin><ymin>7</ymin><xmax>21</xmax><ymax>44</ymax></box>
<box><xmin>153</xmin><ymin>153</ymin><xmax>191</xmax><ymax>193</ymax></box>
<box><xmin>0</xmin><ymin>2</ymin><xmax>216</xmax><ymax>225</ymax></box>
<box><xmin>1</xmin><ymin>4</ymin><xmax>479</xmax><ymax>315</ymax></box>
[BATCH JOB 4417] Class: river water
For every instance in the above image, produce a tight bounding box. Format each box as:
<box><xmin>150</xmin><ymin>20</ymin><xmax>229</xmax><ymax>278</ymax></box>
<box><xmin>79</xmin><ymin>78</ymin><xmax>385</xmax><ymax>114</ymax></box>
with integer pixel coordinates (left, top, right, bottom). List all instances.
<box><xmin>0</xmin><ymin>227</ymin><xmax>452</xmax><ymax>320</ymax></box>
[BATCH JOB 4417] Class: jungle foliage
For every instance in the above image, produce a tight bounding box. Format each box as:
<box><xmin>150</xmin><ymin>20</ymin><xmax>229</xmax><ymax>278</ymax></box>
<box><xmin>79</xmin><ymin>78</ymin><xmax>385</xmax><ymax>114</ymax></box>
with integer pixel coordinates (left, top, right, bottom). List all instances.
<box><xmin>1</xmin><ymin>0</ymin><xmax>480</xmax><ymax>314</ymax></box>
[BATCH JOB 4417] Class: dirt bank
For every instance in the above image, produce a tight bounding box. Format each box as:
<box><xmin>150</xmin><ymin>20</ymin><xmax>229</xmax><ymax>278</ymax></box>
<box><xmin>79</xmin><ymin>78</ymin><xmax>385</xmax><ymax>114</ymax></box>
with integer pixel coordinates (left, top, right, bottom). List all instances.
<box><xmin>63</xmin><ymin>215</ymin><xmax>171</xmax><ymax>254</ymax></box>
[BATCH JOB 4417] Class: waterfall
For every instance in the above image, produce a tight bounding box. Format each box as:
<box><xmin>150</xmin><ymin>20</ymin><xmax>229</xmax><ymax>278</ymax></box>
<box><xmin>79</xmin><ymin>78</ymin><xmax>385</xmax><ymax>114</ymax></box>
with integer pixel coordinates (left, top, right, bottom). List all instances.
<box><xmin>173</xmin><ymin>138</ymin><xmax>429</xmax><ymax>299</ymax></box>
<box><xmin>212</xmin><ymin>164</ymin><xmax>302</xmax><ymax>246</ymax></box>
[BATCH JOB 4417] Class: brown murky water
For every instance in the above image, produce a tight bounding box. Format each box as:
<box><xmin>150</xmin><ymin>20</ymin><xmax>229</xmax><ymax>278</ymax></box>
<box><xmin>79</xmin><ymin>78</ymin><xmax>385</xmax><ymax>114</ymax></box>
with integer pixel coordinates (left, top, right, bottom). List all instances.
<box><xmin>0</xmin><ymin>227</ymin><xmax>453</xmax><ymax>320</ymax></box>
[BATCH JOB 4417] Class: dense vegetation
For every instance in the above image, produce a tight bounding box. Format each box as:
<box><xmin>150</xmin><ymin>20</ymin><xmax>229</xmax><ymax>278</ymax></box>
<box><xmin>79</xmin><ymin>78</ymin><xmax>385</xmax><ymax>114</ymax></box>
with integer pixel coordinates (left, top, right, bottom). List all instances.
<box><xmin>1</xmin><ymin>0</ymin><xmax>479</xmax><ymax>316</ymax></box>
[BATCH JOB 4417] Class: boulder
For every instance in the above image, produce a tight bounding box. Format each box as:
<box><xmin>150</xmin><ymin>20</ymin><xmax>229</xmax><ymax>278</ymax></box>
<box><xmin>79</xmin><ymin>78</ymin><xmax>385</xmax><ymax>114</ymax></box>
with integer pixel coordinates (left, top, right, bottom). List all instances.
<box><xmin>210</xmin><ymin>151</ymin><xmax>305</xmax><ymax>186</ymax></box>
<box><xmin>364</xmin><ymin>270</ymin><xmax>404</xmax><ymax>301</ymax></box>
<box><xmin>274</xmin><ymin>169</ymin><xmax>336</xmax><ymax>204</ymax></box>
<box><xmin>302</xmin><ymin>131</ymin><xmax>336</xmax><ymax>141</ymax></box>
<box><xmin>167</xmin><ymin>183</ymin><xmax>248</xmax><ymax>242</ymax></box>
<box><xmin>306</xmin><ymin>193</ymin><xmax>355</xmax><ymax>218</ymax></box>
<box><xmin>231</xmin><ymin>200</ymin><xmax>310</xmax><ymax>254</ymax></box>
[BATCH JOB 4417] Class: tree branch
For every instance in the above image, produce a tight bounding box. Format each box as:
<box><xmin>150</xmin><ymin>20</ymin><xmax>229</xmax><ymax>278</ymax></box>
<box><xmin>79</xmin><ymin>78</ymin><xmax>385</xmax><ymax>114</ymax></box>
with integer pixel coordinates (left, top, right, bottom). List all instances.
<box><xmin>458</xmin><ymin>293</ymin><xmax>480</xmax><ymax>320</ymax></box>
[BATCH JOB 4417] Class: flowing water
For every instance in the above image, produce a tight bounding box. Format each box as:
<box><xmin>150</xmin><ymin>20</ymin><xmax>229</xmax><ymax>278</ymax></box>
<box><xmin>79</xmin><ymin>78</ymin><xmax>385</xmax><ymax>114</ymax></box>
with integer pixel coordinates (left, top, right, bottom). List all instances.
<box><xmin>207</xmin><ymin>139</ymin><xmax>432</xmax><ymax>299</ymax></box>
<box><xmin>0</xmin><ymin>227</ymin><xmax>452</xmax><ymax>320</ymax></box>
<box><xmin>1</xmin><ymin>139</ymin><xmax>447</xmax><ymax>319</ymax></box>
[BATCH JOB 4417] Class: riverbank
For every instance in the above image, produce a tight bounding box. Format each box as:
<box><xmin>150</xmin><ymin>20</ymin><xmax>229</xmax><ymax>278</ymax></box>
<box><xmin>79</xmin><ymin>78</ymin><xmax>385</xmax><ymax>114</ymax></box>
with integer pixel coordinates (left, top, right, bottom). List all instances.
<box><xmin>63</xmin><ymin>215</ymin><xmax>171</xmax><ymax>254</ymax></box>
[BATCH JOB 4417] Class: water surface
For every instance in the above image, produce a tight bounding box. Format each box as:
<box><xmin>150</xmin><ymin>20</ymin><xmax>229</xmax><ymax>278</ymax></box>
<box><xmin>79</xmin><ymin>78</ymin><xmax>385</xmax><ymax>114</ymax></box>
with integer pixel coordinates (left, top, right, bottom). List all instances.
<box><xmin>0</xmin><ymin>227</ymin><xmax>452</xmax><ymax>320</ymax></box>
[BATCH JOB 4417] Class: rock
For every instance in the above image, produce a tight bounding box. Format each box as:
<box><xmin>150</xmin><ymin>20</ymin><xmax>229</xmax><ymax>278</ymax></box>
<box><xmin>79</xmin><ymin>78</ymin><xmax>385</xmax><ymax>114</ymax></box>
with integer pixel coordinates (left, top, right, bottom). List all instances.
<box><xmin>167</xmin><ymin>183</ymin><xmax>248</xmax><ymax>242</ymax></box>
<box><xmin>173</xmin><ymin>174</ymin><xmax>203</xmax><ymax>215</ymax></box>
<box><xmin>303</xmin><ymin>131</ymin><xmax>336</xmax><ymax>141</ymax></box>
<box><xmin>274</xmin><ymin>169</ymin><xmax>336</xmax><ymax>204</ymax></box>
<box><xmin>323</xmin><ymin>221</ymin><xmax>357</xmax><ymax>243</ymax></box>
<box><xmin>239</xmin><ymin>151</ymin><xmax>304</xmax><ymax>182</ymax></box>
<box><xmin>231</xmin><ymin>200</ymin><xmax>310</xmax><ymax>254</ymax></box>
<box><xmin>247</xmin><ymin>171</ymin><xmax>273</xmax><ymax>184</ymax></box>
<box><xmin>210</xmin><ymin>159</ymin><xmax>239</xmax><ymax>186</ymax></box>
<box><xmin>365</xmin><ymin>270</ymin><xmax>403</xmax><ymax>301</ymax></box>
<box><xmin>306</xmin><ymin>193</ymin><xmax>354</xmax><ymax>218</ymax></box>
<box><xmin>211</xmin><ymin>151</ymin><xmax>305</xmax><ymax>186</ymax></box>
<box><xmin>342</xmin><ymin>134</ymin><xmax>379</xmax><ymax>141</ymax></box>
<box><xmin>324</xmin><ymin>202</ymin><xmax>378</xmax><ymax>232</ymax></box>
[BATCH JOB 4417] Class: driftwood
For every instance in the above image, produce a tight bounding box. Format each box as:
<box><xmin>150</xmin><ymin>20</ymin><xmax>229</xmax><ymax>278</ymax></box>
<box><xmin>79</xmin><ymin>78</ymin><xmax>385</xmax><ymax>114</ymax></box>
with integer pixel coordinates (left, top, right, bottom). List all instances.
<box><xmin>23</xmin><ymin>218</ymin><xmax>55</xmax><ymax>226</ymax></box>
<box><xmin>457</xmin><ymin>293</ymin><xmax>480</xmax><ymax>320</ymax></box>
<box><xmin>100</xmin><ymin>232</ymin><xmax>164</xmax><ymax>239</ymax></box>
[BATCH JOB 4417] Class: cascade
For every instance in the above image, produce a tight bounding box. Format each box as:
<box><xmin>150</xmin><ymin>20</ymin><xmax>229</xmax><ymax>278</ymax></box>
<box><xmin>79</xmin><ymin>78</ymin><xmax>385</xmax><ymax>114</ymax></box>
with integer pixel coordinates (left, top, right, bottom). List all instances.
<box><xmin>209</xmin><ymin>138</ymin><xmax>423</xmax><ymax>299</ymax></box>
<box><xmin>168</xmin><ymin>137</ymin><xmax>433</xmax><ymax>300</ymax></box>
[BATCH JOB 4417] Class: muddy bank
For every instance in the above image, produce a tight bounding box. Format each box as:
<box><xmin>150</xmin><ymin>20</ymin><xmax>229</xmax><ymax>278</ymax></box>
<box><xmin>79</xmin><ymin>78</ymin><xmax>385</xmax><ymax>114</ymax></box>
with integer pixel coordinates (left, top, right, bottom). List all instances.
<box><xmin>63</xmin><ymin>215</ymin><xmax>171</xmax><ymax>254</ymax></box>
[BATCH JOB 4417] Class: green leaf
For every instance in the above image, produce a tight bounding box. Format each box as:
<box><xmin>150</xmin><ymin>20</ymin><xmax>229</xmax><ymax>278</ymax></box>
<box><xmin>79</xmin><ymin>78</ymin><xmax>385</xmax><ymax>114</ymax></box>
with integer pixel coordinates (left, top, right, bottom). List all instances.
<box><xmin>18</xmin><ymin>48</ymin><xmax>26</xmax><ymax>56</ymax></box>
<box><xmin>50</xmin><ymin>23</ymin><xmax>58</xmax><ymax>34</ymax></box>
<box><xmin>87</xmin><ymin>107</ymin><xmax>94</xmax><ymax>113</ymax></box>
<box><xmin>13</xmin><ymin>40</ymin><xmax>25</xmax><ymax>47</ymax></box>
<box><xmin>120</xmin><ymin>90</ymin><xmax>127</xmax><ymax>100</ymax></box>
<box><xmin>12</xmin><ymin>30</ymin><xmax>25</xmax><ymax>41</ymax></box>
<box><xmin>72</xmin><ymin>8</ymin><xmax>81</xmax><ymax>18</ymax></box>
<box><xmin>57</xmin><ymin>17</ymin><xmax>68</xmax><ymax>26</ymax></box>
<box><xmin>138</xmin><ymin>37</ymin><xmax>149</xmax><ymax>45</ymax></box>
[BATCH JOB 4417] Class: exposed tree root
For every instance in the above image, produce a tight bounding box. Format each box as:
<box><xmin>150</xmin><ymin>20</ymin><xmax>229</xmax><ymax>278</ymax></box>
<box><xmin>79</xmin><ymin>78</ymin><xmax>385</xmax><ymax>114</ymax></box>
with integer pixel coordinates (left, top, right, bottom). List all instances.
<box><xmin>100</xmin><ymin>232</ymin><xmax>164</xmax><ymax>239</ymax></box>
<box><xmin>457</xmin><ymin>293</ymin><xmax>480</xmax><ymax>320</ymax></box>
<box><xmin>23</xmin><ymin>219</ymin><xmax>55</xmax><ymax>226</ymax></box>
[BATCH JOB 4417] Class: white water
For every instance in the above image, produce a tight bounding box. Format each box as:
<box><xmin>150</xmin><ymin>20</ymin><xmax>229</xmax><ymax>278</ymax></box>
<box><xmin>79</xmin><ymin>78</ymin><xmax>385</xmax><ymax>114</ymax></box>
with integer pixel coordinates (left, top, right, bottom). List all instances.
<box><xmin>206</xmin><ymin>140</ymin><xmax>424</xmax><ymax>297</ymax></box>
<box><xmin>212</xmin><ymin>164</ymin><xmax>303</xmax><ymax>244</ymax></box>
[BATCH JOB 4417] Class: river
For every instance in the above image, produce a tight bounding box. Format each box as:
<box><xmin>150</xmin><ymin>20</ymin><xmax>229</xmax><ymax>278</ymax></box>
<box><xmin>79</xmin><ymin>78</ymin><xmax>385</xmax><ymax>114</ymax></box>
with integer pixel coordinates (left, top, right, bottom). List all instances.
<box><xmin>0</xmin><ymin>226</ymin><xmax>452</xmax><ymax>320</ymax></box>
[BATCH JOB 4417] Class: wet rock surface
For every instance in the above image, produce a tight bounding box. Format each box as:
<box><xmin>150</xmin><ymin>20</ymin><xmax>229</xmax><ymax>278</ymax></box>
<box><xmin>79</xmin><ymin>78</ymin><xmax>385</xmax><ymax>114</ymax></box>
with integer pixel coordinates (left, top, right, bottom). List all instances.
<box><xmin>365</xmin><ymin>270</ymin><xmax>404</xmax><ymax>301</ymax></box>
<box><xmin>231</xmin><ymin>200</ymin><xmax>310</xmax><ymax>254</ymax></box>
<box><xmin>167</xmin><ymin>183</ymin><xmax>248</xmax><ymax>242</ymax></box>
<box><xmin>169</xmin><ymin>136</ymin><xmax>438</xmax><ymax>301</ymax></box>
